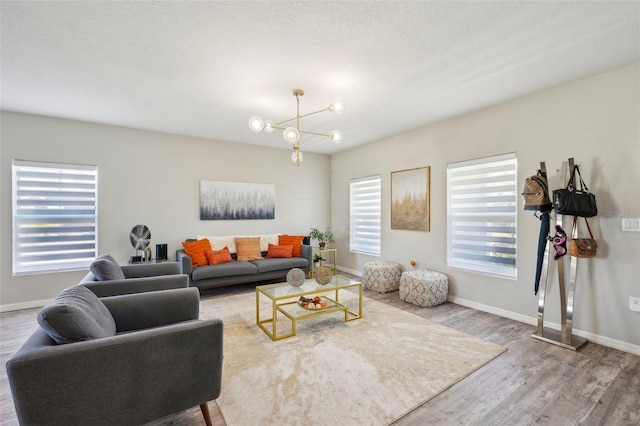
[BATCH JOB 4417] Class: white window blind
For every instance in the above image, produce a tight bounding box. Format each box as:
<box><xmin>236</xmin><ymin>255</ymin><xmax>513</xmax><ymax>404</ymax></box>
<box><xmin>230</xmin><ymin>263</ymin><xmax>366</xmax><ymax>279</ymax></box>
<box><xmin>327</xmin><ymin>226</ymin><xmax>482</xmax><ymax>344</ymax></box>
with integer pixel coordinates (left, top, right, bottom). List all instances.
<box><xmin>12</xmin><ymin>160</ymin><xmax>98</xmax><ymax>275</ymax></box>
<box><xmin>447</xmin><ymin>153</ymin><xmax>517</xmax><ymax>279</ymax></box>
<box><xmin>350</xmin><ymin>175</ymin><xmax>381</xmax><ymax>255</ymax></box>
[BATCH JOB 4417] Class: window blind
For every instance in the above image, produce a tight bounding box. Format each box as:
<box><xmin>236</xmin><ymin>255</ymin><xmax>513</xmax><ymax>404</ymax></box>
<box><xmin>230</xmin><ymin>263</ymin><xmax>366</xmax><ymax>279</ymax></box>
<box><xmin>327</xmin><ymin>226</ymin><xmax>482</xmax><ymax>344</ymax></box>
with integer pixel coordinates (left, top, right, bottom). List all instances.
<box><xmin>12</xmin><ymin>160</ymin><xmax>98</xmax><ymax>275</ymax></box>
<box><xmin>447</xmin><ymin>153</ymin><xmax>517</xmax><ymax>279</ymax></box>
<box><xmin>350</xmin><ymin>175</ymin><xmax>381</xmax><ymax>255</ymax></box>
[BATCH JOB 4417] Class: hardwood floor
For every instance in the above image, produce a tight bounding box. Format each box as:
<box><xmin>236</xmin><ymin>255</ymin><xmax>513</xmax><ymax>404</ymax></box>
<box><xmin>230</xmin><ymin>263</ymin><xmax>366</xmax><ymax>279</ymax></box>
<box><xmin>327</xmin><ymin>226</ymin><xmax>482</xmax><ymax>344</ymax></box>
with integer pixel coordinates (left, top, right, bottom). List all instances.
<box><xmin>1</xmin><ymin>280</ymin><xmax>638</xmax><ymax>426</ymax></box>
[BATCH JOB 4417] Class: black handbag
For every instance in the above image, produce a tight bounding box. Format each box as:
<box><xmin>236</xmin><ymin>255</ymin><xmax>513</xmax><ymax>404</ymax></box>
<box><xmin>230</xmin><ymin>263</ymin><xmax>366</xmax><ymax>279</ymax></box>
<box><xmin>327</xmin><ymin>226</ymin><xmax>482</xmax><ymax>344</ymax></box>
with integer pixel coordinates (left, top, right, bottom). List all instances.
<box><xmin>552</xmin><ymin>165</ymin><xmax>597</xmax><ymax>217</ymax></box>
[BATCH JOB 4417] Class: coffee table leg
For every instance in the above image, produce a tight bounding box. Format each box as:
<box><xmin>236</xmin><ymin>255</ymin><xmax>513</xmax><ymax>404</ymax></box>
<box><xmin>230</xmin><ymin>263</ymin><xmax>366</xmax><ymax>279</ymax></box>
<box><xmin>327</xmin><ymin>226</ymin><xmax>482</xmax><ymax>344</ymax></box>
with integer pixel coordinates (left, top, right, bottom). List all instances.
<box><xmin>256</xmin><ymin>290</ymin><xmax>260</xmax><ymax>325</ymax></box>
<box><xmin>272</xmin><ymin>299</ymin><xmax>278</xmax><ymax>339</ymax></box>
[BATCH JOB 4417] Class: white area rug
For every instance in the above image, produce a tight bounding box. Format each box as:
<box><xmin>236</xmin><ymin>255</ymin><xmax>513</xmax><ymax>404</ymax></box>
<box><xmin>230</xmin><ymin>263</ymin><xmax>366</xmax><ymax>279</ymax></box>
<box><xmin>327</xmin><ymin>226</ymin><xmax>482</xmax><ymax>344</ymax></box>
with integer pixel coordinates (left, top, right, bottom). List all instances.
<box><xmin>200</xmin><ymin>291</ymin><xmax>506</xmax><ymax>426</ymax></box>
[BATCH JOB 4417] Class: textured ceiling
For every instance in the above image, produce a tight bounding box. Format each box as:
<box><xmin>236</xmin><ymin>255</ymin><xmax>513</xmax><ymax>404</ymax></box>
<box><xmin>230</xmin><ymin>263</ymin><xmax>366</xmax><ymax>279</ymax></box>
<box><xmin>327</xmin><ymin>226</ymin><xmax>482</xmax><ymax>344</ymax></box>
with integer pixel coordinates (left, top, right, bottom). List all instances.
<box><xmin>1</xmin><ymin>1</ymin><xmax>639</xmax><ymax>155</ymax></box>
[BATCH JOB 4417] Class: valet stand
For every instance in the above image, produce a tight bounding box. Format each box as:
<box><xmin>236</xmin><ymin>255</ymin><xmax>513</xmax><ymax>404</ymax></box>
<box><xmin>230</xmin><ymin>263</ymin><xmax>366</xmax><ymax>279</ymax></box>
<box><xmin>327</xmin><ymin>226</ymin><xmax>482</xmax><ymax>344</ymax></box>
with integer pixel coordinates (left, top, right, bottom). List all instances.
<box><xmin>531</xmin><ymin>158</ymin><xmax>588</xmax><ymax>351</ymax></box>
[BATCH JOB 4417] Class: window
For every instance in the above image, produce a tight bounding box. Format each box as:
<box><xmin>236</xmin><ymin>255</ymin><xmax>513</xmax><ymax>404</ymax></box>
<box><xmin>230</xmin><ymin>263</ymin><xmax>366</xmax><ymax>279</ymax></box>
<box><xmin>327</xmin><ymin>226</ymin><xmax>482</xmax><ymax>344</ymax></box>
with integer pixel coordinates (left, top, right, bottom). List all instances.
<box><xmin>447</xmin><ymin>153</ymin><xmax>517</xmax><ymax>279</ymax></box>
<box><xmin>350</xmin><ymin>175</ymin><xmax>381</xmax><ymax>255</ymax></box>
<box><xmin>12</xmin><ymin>160</ymin><xmax>98</xmax><ymax>275</ymax></box>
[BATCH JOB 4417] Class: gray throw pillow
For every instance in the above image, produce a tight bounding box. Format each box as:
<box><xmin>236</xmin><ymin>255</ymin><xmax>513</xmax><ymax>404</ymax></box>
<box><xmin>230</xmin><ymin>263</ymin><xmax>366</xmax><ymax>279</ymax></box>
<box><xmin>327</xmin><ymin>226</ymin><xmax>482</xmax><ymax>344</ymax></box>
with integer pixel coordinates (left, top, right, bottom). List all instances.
<box><xmin>37</xmin><ymin>286</ymin><xmax>117</xmax><ymax>344</ymax></box>
<box><xmin>90</xmin><ymin>254</ymin><xmax>125</xmax><ymax>280</ymax></box>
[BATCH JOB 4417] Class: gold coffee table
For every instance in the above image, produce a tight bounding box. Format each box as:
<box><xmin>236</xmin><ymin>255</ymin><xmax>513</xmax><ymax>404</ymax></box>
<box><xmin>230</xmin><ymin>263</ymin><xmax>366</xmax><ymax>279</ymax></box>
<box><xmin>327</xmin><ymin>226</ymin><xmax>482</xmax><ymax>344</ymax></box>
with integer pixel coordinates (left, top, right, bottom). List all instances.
<box><xmin>256</xmin><ymin>275</ymin><xmax>362</xmax><ymax>340</ymax></box>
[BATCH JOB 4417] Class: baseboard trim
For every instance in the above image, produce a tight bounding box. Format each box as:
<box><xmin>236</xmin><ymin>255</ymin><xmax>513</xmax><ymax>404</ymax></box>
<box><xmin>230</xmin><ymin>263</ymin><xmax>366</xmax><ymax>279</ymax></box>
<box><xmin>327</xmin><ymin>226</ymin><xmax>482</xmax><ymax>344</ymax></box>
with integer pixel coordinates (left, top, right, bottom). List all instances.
<box><xmin>336</xmin><ymin>266</ymin><xmax>361</xmax><ymax>276</ymax></box>
<box><xmin>1</xmin><ymin>298</ymin><xmax>51</xmax><ymax>313</ymax></box>
<box><xmin>448</xmin><ymin>295</ymin><xmax>640</xmax><ymax>356</ymax></box>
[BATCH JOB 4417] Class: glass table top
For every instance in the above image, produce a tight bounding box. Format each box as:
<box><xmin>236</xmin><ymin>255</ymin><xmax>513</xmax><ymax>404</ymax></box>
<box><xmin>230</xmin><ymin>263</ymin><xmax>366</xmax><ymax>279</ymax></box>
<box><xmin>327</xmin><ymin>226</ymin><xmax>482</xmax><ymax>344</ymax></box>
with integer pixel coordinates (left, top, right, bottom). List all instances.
<box><xmin>256</xmin><ymin>275</ymin><xmax>361</xmax><ymax>299</ymax></box>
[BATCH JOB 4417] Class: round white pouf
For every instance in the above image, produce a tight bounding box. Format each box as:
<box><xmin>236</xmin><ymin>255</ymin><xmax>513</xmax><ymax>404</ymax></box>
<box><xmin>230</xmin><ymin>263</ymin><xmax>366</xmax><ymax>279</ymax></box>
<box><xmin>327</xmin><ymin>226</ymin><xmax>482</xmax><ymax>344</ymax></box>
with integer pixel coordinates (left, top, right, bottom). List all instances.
<box><xmin>399</xmin><ymin>270</ymin><xmax>448</xmax><ymax>307</ymax></box>
<box><xmin>362</xmin><ymin>261</ymin><xmax>402</xmax><ymax>293</ymax></box>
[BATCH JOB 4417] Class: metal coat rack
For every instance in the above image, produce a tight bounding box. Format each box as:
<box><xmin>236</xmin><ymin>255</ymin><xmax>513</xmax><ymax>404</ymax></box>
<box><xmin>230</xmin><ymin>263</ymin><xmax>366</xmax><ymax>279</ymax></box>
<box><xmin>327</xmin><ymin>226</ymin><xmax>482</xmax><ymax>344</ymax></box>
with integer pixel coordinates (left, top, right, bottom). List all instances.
<box><xmin>531</xmin><ymin>158</ymin><xmax>588</xmax><ymax>351</ymax></box>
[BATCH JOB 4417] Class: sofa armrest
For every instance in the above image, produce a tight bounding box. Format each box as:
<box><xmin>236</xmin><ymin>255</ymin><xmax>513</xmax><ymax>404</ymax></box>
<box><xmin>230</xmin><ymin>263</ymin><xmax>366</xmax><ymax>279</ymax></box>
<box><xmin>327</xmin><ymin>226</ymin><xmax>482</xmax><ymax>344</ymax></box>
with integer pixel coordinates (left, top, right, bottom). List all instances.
<box><xmin>121</xmin><ymin>261</ymin><xmax>181</xmax><ymax>278</ymax></box>
<box><xmin>80</xmin><ymin>274</ymin><xmax>189</xmax><ymax>298</ymax></box>
<box><xmin>301</xmin><ymin>244</ymin><xmax>312</xmax><ymax>272</ymax></box>
<box><xmin>176</xmin><ymin>249</ymin><xmax>194</xmax><ymax>275</ymax></box>
<box><xmin>101</xmin><ymin>287</ymin><xmax>200</xmax><ymax>332</ymax></box>
<box><xmin>6</xmin><ymin>319</ymin><xmax>223</xmax><ymax>426</ymax></box>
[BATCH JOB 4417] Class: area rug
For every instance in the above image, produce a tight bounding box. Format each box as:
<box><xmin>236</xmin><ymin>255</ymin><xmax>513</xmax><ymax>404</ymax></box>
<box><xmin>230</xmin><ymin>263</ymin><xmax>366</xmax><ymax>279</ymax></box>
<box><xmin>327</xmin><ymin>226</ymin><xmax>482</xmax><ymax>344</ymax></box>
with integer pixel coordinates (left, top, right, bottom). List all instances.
<box><xmin>200</xmin><ymin>291</ymin><xmax>506</xmax><ymax>426</ymax></box>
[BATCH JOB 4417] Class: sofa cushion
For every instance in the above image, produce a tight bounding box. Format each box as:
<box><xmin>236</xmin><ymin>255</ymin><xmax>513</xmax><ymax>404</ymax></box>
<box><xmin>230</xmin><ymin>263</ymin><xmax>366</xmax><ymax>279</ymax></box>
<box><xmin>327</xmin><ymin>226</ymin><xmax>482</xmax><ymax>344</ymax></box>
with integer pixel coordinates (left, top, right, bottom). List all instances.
<box><xmin>90</xmin><ymin>254</ymin><xmax>125</xmax><ymax>280</ymax></box>
<box><xmin>182</xmin><ymin>239</ymin><xmax>212</xmax><ymax>267</ymax></box>
<box><xmin>251</xmin><ymin>257</ymin><xmax>309</xmax><ymax>274</ymax></box>
<box><xmin>204</xmin><ymin>235</ymin><xmax>237</xmax><ymax>253</ymax></box>
<box><xmin>235</xmin><ymin>237</ymin><xmax>263</xmax><ymax>261</ymax></box>
<box><xmin>199</xmin><ymin>234</ymin><xmax>281</xmax><ymax>253</ymax></box>
<box><xmin>278</xmin><ymin>235</ymin><xmax>304</xmax><ymax>257</ymax></box>
<box><xmin>206</xmin><ymin>247</ymin><xmax>233</xmax><ymax>265</ymax></box>
<box><xmin>191</xmin><ymin>261</ymin><xmax>258</xmax><ymax>281</ymax></box>
<box><xmin>266</xmin><ymin>243</ymin><xmax>293</xmax><ymax>258</ymax></box>
<box><xmin>259</xmin><ymin>234</ymin><xmax>280</xmax><ymax>252</ymax></box>
<box><xmin>37</xmin><ymin>286</ymin><xmax>117</xmax><ymax>344</ymax></box>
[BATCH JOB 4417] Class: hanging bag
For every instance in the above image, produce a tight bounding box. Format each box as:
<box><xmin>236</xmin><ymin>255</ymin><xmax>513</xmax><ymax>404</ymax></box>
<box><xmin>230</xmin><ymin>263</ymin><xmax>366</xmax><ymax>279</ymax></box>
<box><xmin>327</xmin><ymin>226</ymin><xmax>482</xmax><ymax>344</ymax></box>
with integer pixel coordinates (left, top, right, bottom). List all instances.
<box><xmin>569</xmin><ymin>216</ymin><xmax>597</xmax><ymax>258</ymax></box>
<box><xmin>552</xmin><ymin>165</ymin><xmax>598</xmax><ymax>217</ymax></box>
<box><xmin>522</xmin><ymin>169</ymin><xmax>552</xmax><ymax>212</ymax></box>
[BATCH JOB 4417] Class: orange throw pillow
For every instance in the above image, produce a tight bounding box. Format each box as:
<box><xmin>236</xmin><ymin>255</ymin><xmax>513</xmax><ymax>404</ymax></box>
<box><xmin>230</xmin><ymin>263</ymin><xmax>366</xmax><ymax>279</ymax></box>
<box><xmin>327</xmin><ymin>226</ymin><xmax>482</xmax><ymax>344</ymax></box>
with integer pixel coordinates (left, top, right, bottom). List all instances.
<box><xmin>278</xmin><ymin>235</ymin><xmax>304</xmax><ymax>257</ymax></box>
<box><xmin>235</xmin><ymin>237</ymin><xmax>263</xmax><ymax>261</ymax></box>
<box><xmin>266</xmin><ymin>244</ymin><xmax>293</xmax><ymax>258</ymax></box>
<box><xmin>206</xmin><ymin>246</ymin><xmax>233</xmax><ymax>265</ymax></box>
<box><xmin>182</xmin><ymin>239</ymin><xmax>212</xmax><ymax>268</ymax></box>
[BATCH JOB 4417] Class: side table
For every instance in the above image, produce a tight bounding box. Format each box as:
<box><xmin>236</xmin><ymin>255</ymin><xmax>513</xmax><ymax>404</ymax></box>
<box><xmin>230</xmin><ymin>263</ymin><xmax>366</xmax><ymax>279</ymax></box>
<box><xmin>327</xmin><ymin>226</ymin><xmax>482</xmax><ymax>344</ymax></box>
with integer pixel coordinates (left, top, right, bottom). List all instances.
<box><xmin>311</xmin><ymin>248</ymin><xmax>337</xmax><ymax>277</ymax></box>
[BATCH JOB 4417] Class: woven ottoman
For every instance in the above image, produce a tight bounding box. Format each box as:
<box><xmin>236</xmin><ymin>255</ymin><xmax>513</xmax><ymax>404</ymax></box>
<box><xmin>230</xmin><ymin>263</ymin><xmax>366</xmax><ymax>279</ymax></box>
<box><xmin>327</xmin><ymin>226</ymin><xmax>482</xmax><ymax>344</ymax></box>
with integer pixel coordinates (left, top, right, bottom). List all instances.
<box><xmin>399</xmin><ymin>270</ymin><xmax>448</xmax><ymax>307</ymax></box>
<box><xmin>362</xmin><ymin>261</ymin><xmax>402</xmax><ymax>293</ymax></box>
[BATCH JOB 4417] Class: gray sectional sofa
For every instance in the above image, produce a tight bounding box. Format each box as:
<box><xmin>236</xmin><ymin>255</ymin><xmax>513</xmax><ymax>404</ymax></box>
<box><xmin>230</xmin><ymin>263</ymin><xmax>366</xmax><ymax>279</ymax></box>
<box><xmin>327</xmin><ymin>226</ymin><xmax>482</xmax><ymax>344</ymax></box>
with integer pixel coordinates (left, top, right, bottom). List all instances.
<box><xmin>6</xmin><ymin>286</ymin><xmax>223</xmax><ymax>425</ymax></box>
<box><xmin>78</xmin><ymin>254</ymin><xmax>188</xmax><ymax>297</ymax></box>
<box><xmin>176</xmin><ymin>242</ymin><xmax>312</xmax><ymax>290</ymax></box>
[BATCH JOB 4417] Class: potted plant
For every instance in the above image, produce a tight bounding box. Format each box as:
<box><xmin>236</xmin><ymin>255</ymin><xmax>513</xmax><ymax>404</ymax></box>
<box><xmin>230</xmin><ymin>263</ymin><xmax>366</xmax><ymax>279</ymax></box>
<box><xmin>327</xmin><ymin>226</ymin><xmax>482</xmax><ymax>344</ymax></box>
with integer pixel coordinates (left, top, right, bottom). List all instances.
<box><xmin>309</xmin><ymin>227</ymin><xmax>335</xmax><ymax>249</ymax></box>
<box><xmin>313</xmin><ymin>253</ymin><xmax>325</xmax><ymax>269</ymax></box>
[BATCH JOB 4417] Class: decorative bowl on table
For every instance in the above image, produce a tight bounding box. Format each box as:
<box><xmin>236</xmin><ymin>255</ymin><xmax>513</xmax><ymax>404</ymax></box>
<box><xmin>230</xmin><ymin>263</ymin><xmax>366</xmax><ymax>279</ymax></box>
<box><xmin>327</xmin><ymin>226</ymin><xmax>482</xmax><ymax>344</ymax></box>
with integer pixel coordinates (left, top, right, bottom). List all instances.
<box><xmin>298</xmin><ymin>296</ymin><xmax>327</xmax><ymax>310</ymax></box>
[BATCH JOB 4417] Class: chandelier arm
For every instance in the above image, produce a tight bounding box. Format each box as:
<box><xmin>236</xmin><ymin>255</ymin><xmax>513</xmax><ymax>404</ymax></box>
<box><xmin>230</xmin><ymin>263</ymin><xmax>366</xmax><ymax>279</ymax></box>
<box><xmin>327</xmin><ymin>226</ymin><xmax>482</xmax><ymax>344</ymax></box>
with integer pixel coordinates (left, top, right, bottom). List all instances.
<box><xmin>299</xmin><ymin>130</ymin><xmax>332</xmax><ymax>137</ymax></box>
<box><xmin>297</xmin><ymin>107</ymin><xmax>331</xmax><ymax>120</ymax></box>
<box><xmin>274</xmin><ymin>117</ymin><xmax>298</xmax><ymax>126</ymax></box>
<box><xmin>269</xmin><ymin>126</ymin><xmax>331</xmax><ymax>137</ymax></box>
<box><xmin>273</xmin><ymin>107</ymin><xmax>331</xmax><ymax>126</ymax></box>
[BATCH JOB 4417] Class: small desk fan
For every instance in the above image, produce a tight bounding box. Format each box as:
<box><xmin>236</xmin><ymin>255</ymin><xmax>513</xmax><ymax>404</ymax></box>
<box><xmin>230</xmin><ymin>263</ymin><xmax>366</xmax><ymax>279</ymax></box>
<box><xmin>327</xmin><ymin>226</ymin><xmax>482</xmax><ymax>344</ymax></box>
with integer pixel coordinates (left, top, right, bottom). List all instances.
<box><xmin>129</xmin><ymin>224</ymin><xmax>151</xmax><ymax>257</ymax></box>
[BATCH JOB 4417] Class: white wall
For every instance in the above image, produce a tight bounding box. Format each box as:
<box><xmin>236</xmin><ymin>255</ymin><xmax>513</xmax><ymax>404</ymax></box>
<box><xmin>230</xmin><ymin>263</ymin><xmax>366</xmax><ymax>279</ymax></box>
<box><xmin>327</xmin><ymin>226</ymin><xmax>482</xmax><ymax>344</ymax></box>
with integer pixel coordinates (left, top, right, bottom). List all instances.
<box><xmin>331</xmin><ymin>63</ymin><xmax>640</xmax><ymax>351</ymax></box>
<box><xmin>0</xmin><ymin>112</ymin><xmax>332</xmax><ymax>308</ymax></box>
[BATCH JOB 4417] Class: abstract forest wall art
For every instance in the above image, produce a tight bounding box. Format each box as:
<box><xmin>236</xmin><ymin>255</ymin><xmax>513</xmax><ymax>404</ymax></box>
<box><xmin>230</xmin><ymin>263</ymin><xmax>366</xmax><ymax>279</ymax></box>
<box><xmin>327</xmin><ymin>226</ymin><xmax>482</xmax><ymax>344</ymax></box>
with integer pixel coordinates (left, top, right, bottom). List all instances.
<box><xmin>200</xmin><ymin>180</ymin><xmax>275</xmax><ymax>220</ymax></box>
<box><xmin>391</xmin><ymin>166</ymin><xmax>430</xmax><ymax>231</ymax></box>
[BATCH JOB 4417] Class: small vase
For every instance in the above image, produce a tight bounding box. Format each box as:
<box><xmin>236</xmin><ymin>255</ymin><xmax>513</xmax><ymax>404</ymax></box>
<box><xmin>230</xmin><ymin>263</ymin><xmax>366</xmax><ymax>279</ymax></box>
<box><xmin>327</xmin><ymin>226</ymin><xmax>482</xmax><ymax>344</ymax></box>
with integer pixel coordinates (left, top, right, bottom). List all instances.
<box><xmin>319</xmin><ymin>242</ymin><xmax>326</xmax><ymax>249</ymax></box>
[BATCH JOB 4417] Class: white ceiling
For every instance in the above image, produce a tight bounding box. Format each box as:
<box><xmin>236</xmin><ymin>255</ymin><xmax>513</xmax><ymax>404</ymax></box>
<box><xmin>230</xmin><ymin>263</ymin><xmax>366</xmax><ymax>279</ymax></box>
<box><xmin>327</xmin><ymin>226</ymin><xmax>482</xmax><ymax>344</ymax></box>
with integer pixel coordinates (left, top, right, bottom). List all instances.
<box><xmin>1</xmin><ymin>1</ymin><xmax>639</xmax><ymax>155</ymax></box>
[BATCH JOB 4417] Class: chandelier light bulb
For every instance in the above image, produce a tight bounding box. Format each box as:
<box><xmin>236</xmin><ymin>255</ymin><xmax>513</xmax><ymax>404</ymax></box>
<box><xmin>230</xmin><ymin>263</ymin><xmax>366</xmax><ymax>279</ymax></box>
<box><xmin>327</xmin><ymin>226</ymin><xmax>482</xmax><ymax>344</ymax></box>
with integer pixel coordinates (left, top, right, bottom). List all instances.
<box><xmin>329</xmin><ymin>100</ymin><xmax>345</xmax><ymax>114</ymax></box>
<box><xmin>329</xmin><ymin>130</ymin><xmax>343</xmax><ymax>143</ymax></box>
<box><xmin>283</xmin><ymin>127</ymin><xmax>300</xmax><ymax>144</ymax></box>
<box><xmin>248</xmin><ymin>116</ymin><xmax>264</xmax><ymax>132</ymax></box>
<box><xmin>291</xmin><ymin>150</ymin><xmax>304</xmax><ymax>166</ymax></box>
<box><xmin>263</xmin><ymin>120</ymin><xmax>275</xmax><ymax>133</ymax></box>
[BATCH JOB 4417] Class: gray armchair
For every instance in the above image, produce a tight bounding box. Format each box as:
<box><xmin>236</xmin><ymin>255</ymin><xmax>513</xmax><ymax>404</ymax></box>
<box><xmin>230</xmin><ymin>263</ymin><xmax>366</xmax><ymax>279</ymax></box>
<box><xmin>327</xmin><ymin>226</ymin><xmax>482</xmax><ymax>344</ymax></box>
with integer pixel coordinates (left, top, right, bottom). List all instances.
<box><xmin>6</xmin><ymin>287</ymin><xmax>223</xmax><ymax>426</ymax></box>
<box><xmin>79</xmin><ymin>254</ymin><xmax>189</xmax><ymax>297</ymax></box>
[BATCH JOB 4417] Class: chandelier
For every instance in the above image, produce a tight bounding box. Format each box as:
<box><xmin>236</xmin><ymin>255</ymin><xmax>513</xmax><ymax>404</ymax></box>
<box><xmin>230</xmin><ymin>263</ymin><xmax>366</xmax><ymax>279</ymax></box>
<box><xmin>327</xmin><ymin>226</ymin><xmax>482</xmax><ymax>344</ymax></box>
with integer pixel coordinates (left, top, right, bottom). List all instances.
<box><xmin>248</xmin><ymin>89</ymin><xmax>344</xmax><ymax>166</ymax></box>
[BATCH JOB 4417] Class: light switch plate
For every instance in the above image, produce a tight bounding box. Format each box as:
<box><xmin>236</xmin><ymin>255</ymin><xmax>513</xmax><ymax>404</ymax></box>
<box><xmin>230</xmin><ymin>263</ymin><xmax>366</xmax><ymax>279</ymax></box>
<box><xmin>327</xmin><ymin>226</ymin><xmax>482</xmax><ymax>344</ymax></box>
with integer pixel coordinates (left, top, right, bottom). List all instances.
<box><xmin>630</xmin><ymin>296</ymin><xmax>640</xmax><ymax>312</ymax></box>
<box><xmin>622</xmin><ymin>218</ymin><xmax>640</xmax><ymax>232</ymax></box>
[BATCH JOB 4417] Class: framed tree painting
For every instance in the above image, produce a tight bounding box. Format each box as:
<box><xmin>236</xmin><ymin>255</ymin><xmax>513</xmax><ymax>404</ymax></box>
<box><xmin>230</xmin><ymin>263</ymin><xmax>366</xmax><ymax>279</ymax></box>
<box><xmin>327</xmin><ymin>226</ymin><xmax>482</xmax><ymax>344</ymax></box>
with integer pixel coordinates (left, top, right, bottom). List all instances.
<box><xmin>200</xmin><ymin>180</ymin><xmax>275</xmax><ymax>220</ymax></box>
<box><xmin>391</xmin><ymin>166</ymin><xmax>430</xmax><ymax>231</ymax></box>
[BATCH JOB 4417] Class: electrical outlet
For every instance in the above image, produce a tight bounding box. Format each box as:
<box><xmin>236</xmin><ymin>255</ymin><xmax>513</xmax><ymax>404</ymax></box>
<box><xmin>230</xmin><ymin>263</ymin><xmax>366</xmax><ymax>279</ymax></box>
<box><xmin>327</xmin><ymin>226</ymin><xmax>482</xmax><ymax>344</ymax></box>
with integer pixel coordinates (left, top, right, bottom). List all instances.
<box><xmin>630</xmin><ymin>296</ymin><xmax>640</xmax><ymax>312</ymax></box>
<box><xmin>622</xmin><ymin>218</ymin><xmax>640</xmax><ymax>232</ymax></box>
